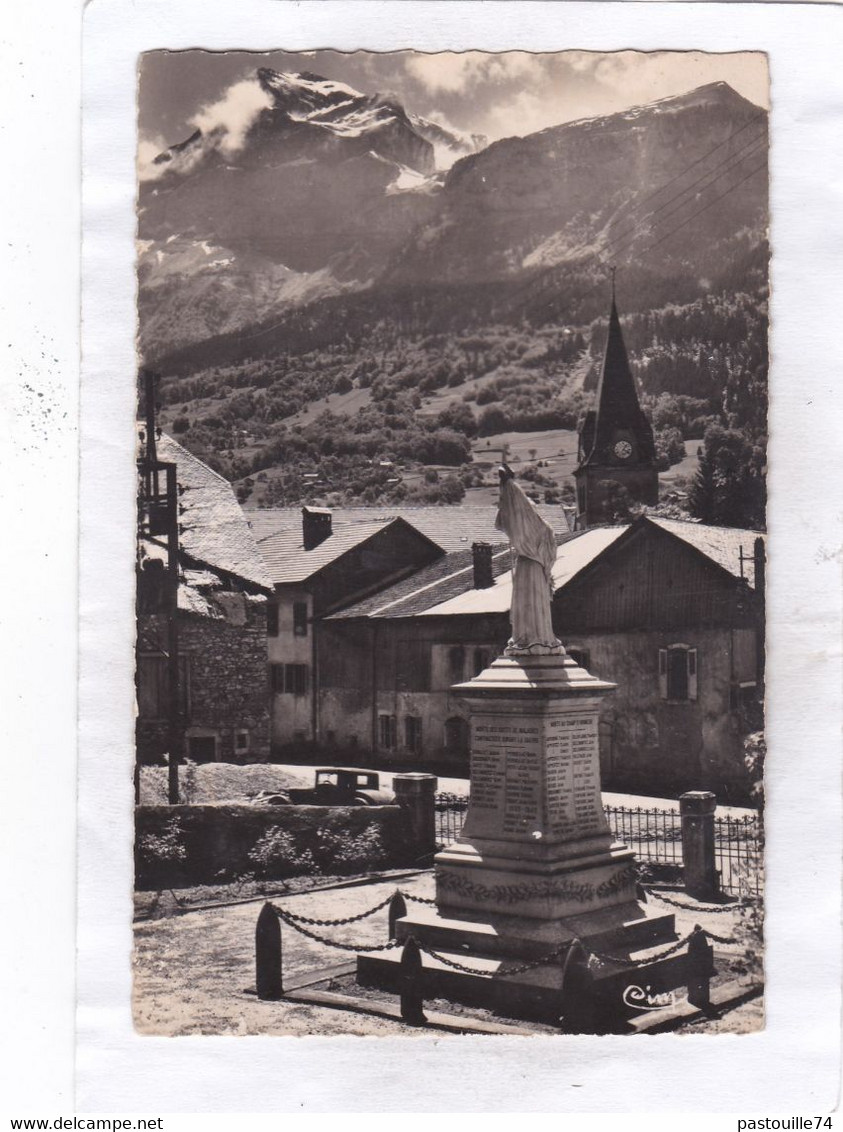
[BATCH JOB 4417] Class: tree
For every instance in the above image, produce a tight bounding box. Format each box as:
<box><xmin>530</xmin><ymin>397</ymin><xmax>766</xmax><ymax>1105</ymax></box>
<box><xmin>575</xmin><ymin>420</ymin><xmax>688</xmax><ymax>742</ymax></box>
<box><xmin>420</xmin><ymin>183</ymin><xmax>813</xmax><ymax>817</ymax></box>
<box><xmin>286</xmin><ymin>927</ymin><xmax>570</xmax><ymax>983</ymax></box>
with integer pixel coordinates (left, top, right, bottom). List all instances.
<box><xmin>688</xmin><ymin>424</ymin><xmax>766</xmax><ymax>529</ymax></box>
<box><xmin>598</xmin><ymin>479</ymin><xmax>636</xmax><ymax>524</ymax></box>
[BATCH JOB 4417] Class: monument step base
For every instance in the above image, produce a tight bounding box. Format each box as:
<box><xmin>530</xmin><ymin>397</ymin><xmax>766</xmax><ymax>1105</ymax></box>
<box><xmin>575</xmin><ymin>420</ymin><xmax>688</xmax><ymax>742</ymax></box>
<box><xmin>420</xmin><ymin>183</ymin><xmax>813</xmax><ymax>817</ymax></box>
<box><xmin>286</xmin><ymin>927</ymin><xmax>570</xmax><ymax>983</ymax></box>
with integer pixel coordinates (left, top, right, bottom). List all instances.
<box><xmin>397</xmin><ymin>904</ymin><xmax>677</xmax><ymax>960</ymax></box>
<box><xmin>356</xmin><ymin>945</ymin><xmax>690</xmax><ymax>1029</ymax></box>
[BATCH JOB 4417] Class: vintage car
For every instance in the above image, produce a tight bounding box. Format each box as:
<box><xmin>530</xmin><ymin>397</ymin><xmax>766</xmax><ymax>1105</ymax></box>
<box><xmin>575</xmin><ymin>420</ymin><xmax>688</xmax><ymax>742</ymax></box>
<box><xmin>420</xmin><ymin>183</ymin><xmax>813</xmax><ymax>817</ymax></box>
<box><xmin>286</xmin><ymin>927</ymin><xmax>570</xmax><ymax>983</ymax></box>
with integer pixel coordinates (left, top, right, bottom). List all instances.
<box><xmin>253</xmin><ymin>767</ymin><xmax>394</xmax><ymax>807</ymax></box>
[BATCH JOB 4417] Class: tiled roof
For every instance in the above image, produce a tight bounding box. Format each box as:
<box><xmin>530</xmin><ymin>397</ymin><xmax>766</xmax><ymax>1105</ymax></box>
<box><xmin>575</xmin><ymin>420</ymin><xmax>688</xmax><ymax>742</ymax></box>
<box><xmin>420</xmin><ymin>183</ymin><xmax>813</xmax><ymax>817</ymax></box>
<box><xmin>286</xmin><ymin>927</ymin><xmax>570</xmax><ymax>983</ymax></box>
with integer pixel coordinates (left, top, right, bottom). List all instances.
<box><xmin>647</xmin><ymin>517</ymin><xmax>765</xmax><ymax>589</ymax></box>
<box><xmin>328</xmin><ymin>542</ymin><xmax>512</xmax><ymax>619</ymax></box>
<box><xmin>329</xmin><ymin>516</ymin><xmax>765</xmax><ymax>620</ymax></box>
<box><xmin>150</xmin><ymin>433</ymin><xmax>273</xmax><ymax>592</ymax></box>
<box><xmin>416</xmin><ymin>527</ymin><xmax>628</xmax><ymax>617</ymax></box>
<box><xmin>257</xmin><ymin>518</ymin><xmax>425</xmax><ymax>585</ymax></box>
<box><xmin>331</xmin><ymin>528</ymin><xmax>626</xmax><ymax>620</ymax></box>
<box><xmin>246</xmin><ymin>503</ymin><xmax>570</xmax><ymax>553</ymax></box>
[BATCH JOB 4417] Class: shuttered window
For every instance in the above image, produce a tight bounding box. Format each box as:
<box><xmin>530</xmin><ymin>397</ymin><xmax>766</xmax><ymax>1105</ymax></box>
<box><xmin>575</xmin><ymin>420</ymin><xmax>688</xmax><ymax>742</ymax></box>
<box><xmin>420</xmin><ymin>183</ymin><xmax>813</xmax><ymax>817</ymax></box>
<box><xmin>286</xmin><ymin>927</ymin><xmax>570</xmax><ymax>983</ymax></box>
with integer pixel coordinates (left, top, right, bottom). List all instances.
<box><xmin>405</xmin><ymin>715</ymin><xmax>423</xmax><ymax>753</ymax></box>
<box><xmin>293</xmin><ymin>601</ymin><xmax>308</xmax><ymax>637</ymax></box>
<box><xmin>659</xmin><ymin>645</ymin><xmax>698</xmax><ymax>702</ymax></box>
<box><xmin>266</xmin><ymin>603</ymin><xmax>279</xmax><ymax>637</ymax></box>
<box><xmin>378</xmin><ymin>714</ymin><xmax>397</xmax><ymax>750</ymax></box>
<box><xmin>270</xmin><ymin>663</ymin><xmax>308</xmax><ymax>696</ymax></box>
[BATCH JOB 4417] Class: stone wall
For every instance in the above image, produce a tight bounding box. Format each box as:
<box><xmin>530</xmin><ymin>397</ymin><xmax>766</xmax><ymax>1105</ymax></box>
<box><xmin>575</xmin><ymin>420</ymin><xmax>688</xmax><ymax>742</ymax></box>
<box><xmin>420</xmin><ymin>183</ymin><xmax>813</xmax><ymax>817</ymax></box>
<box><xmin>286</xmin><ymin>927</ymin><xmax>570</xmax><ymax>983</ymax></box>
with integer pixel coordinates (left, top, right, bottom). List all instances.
<box><xmin>135</xmin><ymin>801</ymin><xmax>427</xmax><ymax>888</ymax></box>
<box><xmin>137</xmin><ymin>592</ymin><xmax>270</xmax><ymax>764</ymax></box>
<box><xmin>569</xmin><ymin>627</ymin><xmax>756</xmax><ymax>802</ymax></box>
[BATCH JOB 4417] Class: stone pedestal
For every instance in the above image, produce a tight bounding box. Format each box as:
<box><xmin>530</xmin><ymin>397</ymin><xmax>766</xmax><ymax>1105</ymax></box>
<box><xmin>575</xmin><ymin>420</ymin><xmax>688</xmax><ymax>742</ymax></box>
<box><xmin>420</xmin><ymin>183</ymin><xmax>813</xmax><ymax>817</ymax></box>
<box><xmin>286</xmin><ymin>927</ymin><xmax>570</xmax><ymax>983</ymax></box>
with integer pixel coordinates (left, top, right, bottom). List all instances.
<box><xmin>358</xmin><ymin>652</ymin><xmax>680</xmax><ymax>1027</ymax></box>
<box><xmin>680</xmin><ymin>790</ymin><xmax>720</xmax><ymax>900</ymax></box>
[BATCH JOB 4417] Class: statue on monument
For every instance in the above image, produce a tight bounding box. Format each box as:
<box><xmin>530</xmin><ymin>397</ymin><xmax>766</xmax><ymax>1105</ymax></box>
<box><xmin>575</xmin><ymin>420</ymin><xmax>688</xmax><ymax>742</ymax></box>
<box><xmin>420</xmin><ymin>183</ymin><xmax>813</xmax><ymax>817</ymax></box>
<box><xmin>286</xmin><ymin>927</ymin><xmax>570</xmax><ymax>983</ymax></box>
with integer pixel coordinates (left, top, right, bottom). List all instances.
<box><xmin>496</xmin><ymin>465</ymin><xmax>564</xmax><ymax>656</ymax></box>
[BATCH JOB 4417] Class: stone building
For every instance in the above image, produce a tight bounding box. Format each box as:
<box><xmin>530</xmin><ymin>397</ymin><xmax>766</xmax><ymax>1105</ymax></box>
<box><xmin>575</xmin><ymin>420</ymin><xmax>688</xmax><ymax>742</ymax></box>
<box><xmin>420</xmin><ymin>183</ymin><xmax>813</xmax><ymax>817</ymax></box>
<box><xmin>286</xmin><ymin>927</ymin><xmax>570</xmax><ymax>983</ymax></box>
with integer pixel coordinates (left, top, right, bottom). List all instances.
<box><xmin>248</xmin><ymin>504</ymin><xmax>569</xmax><ymax>756</ymax></box>
<box><xmin>574</xmin><ymin>293</ymin><xmax>659</xmax><ymax>528</ymax></box>
<box><xmin>136</xmin><ymin>434</ymin><xmax>274</xmax><ymax>763</ymax></box>
<box><xmin>319</xmin><ymin>516</ymin><xmax>765</xmax><ymax>802</ymax></box>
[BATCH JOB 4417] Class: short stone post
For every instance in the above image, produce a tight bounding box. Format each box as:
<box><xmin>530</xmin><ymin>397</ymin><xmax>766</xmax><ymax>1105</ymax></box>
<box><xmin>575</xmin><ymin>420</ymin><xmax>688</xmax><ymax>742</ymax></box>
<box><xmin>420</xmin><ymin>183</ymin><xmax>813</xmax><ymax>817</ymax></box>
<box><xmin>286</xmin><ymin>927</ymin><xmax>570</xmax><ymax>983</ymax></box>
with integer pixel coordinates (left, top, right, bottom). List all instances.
<box><xmin>680</xmin><ymin>791</ymin><xmax>720</xmax><ymax>900</ymax></box>
<box><xmin>686</xmin><ymin>925</ymin><xmax>716</xmax><ymax>1010</ymax></box>
<box><xmin>559</xmin><ymin>939</ymin><xmax>596</xmax><ymax>1034</ymax></box>
<box><xmin>255</xmin><ymin>902</ymin><xmax>283</xmax><ymax>1000</ymax></box>
<box><xmin>392</xmin><ymin>773</ymin><xmax>438</xmax><ymax>863</ymax></box>
<box><xmin>399</xmin><ymin>937</ymin><xmax>427</xmax><ymax>1026</ymax></box>
<box><xmin>388</xmin><ymin>890</ymin><xmax>407</xmax><ymax>940</ymax></box>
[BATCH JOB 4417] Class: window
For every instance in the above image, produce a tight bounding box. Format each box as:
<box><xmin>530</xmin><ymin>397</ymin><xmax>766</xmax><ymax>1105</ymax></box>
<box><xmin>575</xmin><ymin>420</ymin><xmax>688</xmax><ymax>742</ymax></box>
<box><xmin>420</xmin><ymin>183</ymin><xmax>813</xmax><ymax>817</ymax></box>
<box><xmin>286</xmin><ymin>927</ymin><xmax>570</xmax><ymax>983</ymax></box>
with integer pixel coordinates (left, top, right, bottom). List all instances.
<box><xmin>473</xmin><ymin>648</ymin><xmax>490</xmax><ymax>676</ymax></box>
<box><xmin>136</xmin><ymin>654</ymin><xmax>191</xmax><ymax>719</ymax></box>
<box><xmin>266</xmin><ymin>603</ymin><xmax>279</xmax><ymax>637</ymax></box>
<box><xmin>270</xmin><ymin>663</ymin><xmax>308</xmax><ymax>696</ymax></box>
<box><xmin>394</xmin><ymin>639</ymin><xmax>430</xmax><ymax>691</ymax></box>
<box><xmin>448</xmin><ymin>645</ymin><xmax>465</xmax><ymax>684</ymax></box>
<box><xmin>405</xmin><ymin>715</ymin><xmax>423</xmax><ymax>754</ymax></box>
<box><xmin>444</xmin><ymin>716</ymin><xmax>470</xmax><ymax>758</ymax></box>
<box><xmin>285</xmin><ymin>664</ymin><xmax>308</xmax><ymax>696</ymax></box>
<box><xmin>235</xmin><ymin>731</ymin><xmax>249</xmax><ymax>753</ymax></box>
<box><xmin>659</xmin><ymin>645</ymin><xmax>698</xmax><ymax>702</ymax></box>
<box><xmin>378</xmin><ymin>714</ymin><xmax>397</xmax><ymax>750</ymax></box>
<box><xmin>293</xmin><ymin>601</ymin><xmax>308</xmax><ymax>637</ymax></box>
<box><xmin>567</xmin><ymin>648</ymin><xmax>591</xmax><ymax>670</ymax></box>
<box><xmin>188</xmin><ymin>735</ymin><xmax>217</xmax><ymax>762</ymax></box>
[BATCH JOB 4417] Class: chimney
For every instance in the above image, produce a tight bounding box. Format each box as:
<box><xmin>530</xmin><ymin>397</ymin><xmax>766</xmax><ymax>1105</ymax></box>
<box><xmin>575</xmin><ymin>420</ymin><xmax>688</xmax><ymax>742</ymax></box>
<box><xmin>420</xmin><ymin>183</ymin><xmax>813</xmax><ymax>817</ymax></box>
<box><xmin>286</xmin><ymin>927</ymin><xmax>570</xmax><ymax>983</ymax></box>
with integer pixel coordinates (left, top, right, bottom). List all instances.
<box><xmin>472</xmin><ymin>542</ymin><xmax>494</xmax><ymax>589</ymax></box>
<box><xmin>302</xmin><ymin>506</ymin><xmax>332</xmax><ymax>551</ymax></box>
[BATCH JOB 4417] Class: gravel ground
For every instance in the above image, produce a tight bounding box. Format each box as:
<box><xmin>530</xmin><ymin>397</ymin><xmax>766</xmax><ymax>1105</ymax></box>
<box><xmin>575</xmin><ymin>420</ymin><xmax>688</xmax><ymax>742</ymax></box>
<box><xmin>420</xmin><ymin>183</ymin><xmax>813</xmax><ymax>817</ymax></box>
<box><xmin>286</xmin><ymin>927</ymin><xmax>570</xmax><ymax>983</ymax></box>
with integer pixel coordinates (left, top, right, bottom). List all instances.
<box><xmin>133</xmin><ymin>873</ymin><xmax>761</xmax><ymax>1037</ymax></box>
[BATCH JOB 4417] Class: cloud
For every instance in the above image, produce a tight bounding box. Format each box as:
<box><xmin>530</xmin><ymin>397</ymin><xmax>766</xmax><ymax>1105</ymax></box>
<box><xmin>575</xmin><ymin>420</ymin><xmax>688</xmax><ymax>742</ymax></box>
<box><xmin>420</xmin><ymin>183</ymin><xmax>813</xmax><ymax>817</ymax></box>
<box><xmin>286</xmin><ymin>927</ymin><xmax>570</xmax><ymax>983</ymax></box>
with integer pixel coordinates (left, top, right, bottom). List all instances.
<box><xmin>591</xmin><ymin>51</ymin><xmax>769</xmax><ymax>113</ymax></box>
<box><xmin>405</xmin><ymin>51</ymin><xmax>548</xmax><ymax>96</ymax></box>
<box><xmin>137</xmin><ymin>133</ymin><xmax>169</xmax><ymax>182</ymax></box>
<box><xmin>188</xmin><ymin>77</ymin><xmax>273</xmax><ymax>155</ymax></box>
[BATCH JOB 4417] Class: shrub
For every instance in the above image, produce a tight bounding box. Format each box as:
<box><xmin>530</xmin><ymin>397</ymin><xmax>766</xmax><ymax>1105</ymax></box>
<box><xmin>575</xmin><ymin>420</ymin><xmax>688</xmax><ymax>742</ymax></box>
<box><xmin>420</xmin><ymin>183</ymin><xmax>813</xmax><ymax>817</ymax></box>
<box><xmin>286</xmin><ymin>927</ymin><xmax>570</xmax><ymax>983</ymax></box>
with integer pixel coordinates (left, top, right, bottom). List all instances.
<box><xmin>248</xmin><ymin>827</ymin><xmax>317</xmax><ymax>879</ymax></box>
<box><xmin>138</xmin><ymin>818</ymin><xmax>186</xmax><ymax>868</ymax></box>
<box><xmin>315</xmin><ymin>824</ymin><xmax>387</xmax><ymax>873</ymax></box>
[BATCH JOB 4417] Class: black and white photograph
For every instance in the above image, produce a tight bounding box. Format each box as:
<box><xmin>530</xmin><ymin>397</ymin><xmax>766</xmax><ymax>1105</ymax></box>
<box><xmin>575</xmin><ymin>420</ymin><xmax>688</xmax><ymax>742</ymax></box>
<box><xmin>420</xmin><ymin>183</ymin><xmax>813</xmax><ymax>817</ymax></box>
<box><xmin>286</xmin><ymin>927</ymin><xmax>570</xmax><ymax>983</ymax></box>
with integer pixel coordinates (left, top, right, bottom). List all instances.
<box><xmin>131</xmin><ymin>47</ymin><xmax>770</xmax><ymax>1039</ymax></box>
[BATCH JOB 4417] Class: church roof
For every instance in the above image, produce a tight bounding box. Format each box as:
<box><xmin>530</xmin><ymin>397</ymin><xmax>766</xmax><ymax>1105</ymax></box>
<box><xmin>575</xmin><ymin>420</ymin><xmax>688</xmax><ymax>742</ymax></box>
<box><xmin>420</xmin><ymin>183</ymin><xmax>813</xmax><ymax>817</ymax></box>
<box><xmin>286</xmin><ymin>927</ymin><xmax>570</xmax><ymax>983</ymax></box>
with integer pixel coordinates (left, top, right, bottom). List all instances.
<box><xmin>577</xmin><ymin>297</ymin><xmax>656</xmax><ymax>468</ymax></box>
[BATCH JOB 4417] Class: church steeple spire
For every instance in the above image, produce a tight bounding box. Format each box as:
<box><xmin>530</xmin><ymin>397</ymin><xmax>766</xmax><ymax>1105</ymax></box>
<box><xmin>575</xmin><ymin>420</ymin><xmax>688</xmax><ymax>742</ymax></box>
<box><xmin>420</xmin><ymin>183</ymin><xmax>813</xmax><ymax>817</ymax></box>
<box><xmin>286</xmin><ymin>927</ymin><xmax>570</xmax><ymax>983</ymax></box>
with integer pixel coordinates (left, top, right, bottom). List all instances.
<box><xmin>573</xmin><ymin>281</ymin><xmax>658</xmax><ymax>528</ymax></box>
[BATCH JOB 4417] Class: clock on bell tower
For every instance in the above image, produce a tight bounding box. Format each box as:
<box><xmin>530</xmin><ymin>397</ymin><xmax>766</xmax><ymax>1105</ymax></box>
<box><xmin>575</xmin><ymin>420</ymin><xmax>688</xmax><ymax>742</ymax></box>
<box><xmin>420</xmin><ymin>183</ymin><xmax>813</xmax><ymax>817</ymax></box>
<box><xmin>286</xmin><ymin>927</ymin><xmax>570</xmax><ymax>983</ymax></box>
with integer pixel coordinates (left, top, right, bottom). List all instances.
<box><xmin>573</xmin><ymin>282</ymin><xmax>658</xmax><ymax>529</ymax></box>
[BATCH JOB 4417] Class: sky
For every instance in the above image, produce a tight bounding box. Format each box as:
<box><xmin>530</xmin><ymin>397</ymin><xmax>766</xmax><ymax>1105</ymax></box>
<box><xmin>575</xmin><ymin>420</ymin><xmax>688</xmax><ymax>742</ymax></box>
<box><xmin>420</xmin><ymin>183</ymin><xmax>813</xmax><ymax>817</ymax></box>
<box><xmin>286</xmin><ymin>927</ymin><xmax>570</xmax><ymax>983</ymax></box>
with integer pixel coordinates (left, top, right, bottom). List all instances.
<box><xmin>138</xmin><ymin>49</ymin><xmax>769</xmax><ymax>165</ymax></box>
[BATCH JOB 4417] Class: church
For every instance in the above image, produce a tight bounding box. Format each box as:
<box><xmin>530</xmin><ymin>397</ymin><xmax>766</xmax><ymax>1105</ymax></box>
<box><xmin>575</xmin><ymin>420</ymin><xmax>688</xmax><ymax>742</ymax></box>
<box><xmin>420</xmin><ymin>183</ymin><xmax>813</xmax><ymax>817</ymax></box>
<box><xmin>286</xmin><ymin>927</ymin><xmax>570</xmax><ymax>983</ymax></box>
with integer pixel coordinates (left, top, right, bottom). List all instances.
<box><xmin>574</xmin><ymin>283</ymin><xmax>659</xmax><ymax>528</ymax></box>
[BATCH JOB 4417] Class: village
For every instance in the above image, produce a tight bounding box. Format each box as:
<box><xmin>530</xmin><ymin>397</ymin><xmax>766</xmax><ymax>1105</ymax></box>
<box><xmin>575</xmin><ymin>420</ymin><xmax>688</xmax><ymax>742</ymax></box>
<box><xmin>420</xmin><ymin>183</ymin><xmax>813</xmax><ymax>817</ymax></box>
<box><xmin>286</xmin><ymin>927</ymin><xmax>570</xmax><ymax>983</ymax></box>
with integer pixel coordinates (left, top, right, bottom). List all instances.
<box><xmin>134</xmin><ymin>287</ymin><xmax>765</xmax><ymax>1036</ymax></box>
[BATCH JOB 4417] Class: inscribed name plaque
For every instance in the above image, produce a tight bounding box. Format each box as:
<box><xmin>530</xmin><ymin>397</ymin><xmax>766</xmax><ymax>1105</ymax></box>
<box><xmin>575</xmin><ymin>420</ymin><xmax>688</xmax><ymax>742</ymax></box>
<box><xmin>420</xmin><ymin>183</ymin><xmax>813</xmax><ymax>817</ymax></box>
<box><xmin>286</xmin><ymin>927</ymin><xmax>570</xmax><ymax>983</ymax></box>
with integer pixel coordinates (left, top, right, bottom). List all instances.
<box><xmin>461</xmin><ymin>708</ymin><xmax>608</xmax><ymax>844</ymax></box>
<box><xmin>544</xmin><ymin>712</ymin><xmax>607</xmax><ymax>841</ymax></box>
<box><xmin>462</xmin><ymin>715</ymin><xmax>542</xmax><ymax>840</ymax></box>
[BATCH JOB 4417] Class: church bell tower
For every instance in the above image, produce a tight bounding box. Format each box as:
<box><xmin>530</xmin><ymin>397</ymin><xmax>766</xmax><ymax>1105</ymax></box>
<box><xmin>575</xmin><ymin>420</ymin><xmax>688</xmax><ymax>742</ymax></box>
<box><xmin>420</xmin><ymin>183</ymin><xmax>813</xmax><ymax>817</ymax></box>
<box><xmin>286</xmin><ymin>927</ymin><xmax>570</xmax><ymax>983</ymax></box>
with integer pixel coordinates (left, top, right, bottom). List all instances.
<box><xmin>574</xmin><ymin>279</ymin><xmax>658</xmax><ymax>528</ymax></box>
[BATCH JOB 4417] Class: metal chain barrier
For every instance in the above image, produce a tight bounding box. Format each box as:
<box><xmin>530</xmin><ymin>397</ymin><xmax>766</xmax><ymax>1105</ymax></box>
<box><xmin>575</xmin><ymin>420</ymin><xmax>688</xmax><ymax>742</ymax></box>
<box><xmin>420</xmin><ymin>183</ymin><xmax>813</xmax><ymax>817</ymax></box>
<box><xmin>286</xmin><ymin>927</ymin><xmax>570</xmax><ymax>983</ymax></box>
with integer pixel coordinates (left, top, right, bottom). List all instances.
<box><xmin>412</xmin><ymin>937</ymin><xmax>571</xmax><ymax>976</ymax></box>
<box><xmin>268</xmin><ymin>903</ymin><xmax>402</xmax><ymax>952</ymax></box>
<box><xmin>400</xmin><ymin>891</ymin><xmax>437</xmax><ymax>906</ymax></box>
<box><xmin>700</xmin><ymin>927</ymin><xmax>739</xmax><ymax>945</ymax></box>
<box><xmin>267</xmin><ymin>890</ymin><xmax>739</xmax><ymax>966</ymax></box>
<box><xmin>586</xmin><ymin>930</ymin><xmax>699</xmax><ymax>968</ymax></box>
<box><xmin>270</xmin><ymin>892</ymin><xmax>395</xmax><ymax>928</ymax></box>
<box><xmin>645</xmin><ymin>888</ymin><xmax>756</xmax><ymax>914</ymax></box>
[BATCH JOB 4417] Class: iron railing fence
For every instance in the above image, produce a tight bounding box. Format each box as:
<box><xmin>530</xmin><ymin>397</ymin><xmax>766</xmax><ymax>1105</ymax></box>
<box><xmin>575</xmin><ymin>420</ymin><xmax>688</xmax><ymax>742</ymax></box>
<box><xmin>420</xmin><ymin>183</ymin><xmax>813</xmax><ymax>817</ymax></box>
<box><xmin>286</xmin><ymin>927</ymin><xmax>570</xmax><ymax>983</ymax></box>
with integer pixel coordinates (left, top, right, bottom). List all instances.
<box><xmin>434</xmin><ymin>794</ymin><xmax>762</xmax><ymax>898</ymax></box>
<box><xmin>604</xmin><ymin>804</ymin><xmax>683</xmax><ymax>867</ymax></box>
<box><xmin>434</xmin><ymin>792</ymin><xmax>469</xmax><ymax>847</ymax></box>
<box><xmin>713</xmin><ymin>814</ymin><xmax>763</xmax><ymax>898</ymax></box>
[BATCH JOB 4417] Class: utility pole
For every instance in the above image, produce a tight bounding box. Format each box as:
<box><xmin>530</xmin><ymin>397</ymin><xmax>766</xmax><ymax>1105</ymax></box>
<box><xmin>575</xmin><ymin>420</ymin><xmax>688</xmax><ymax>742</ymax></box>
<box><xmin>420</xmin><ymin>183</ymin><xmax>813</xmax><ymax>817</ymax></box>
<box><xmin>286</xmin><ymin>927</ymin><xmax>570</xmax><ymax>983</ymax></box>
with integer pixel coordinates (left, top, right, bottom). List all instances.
<box><xmin>138</xmin><ymin>369</ymin><xmax>182</xmax><ymax>804</ymax></box>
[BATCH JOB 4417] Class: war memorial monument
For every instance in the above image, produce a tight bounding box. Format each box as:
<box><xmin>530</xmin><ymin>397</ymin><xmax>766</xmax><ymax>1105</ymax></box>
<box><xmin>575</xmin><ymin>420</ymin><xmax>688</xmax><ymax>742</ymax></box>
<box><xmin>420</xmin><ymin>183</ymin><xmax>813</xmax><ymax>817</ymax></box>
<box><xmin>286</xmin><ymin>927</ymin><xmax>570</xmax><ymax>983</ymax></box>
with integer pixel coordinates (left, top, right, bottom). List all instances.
<box><xmin>358</xmin><ymin>468</ymin><xmax>682</xmax><ymax>1028</ymax></box>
